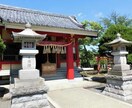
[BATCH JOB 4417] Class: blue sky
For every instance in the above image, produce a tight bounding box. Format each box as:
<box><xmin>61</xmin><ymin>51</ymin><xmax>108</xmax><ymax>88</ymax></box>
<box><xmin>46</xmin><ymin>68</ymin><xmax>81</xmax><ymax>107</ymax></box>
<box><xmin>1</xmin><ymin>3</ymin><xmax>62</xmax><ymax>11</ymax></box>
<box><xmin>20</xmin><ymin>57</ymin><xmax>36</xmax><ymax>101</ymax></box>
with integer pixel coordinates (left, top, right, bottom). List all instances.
<box><xmin>0</xmin><ymin>0</ymin><xmax>132</xmax><ymax>22</ymax></box>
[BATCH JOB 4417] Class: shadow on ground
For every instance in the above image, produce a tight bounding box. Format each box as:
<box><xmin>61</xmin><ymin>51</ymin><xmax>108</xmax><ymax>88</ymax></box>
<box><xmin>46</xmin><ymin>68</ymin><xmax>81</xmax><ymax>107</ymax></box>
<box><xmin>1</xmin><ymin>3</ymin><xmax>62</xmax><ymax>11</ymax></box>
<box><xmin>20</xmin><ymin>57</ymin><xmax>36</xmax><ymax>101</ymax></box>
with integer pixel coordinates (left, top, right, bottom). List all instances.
<box><xmin>92</xmin><ymin>77</ymin><xmax>106</xmax><ymax>83</ymax></box>
<box><xmin>0</xmin><ymin>87</ymin><xmax>9</xmax><ymax>97</ymax></box>
<box><xmin>95</xmin><ymin>86</ymin><xmax>105</xmax><ymax>92</ymax></box>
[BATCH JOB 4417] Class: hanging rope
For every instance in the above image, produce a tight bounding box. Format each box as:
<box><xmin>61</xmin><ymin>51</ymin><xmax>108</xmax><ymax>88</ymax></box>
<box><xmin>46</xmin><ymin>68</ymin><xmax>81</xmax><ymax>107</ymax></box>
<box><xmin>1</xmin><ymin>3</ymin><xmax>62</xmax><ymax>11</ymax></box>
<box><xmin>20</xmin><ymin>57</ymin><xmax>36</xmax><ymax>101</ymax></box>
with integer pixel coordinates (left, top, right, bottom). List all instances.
<box><xmin>37</xmin><ymin>41</ymin><xmax>72</xmax><ymax>47</ymax></box>
<box><xmin>41</xmin><ymin>41</ymin><xmax>72</xmax><ymax>54</ymax></box>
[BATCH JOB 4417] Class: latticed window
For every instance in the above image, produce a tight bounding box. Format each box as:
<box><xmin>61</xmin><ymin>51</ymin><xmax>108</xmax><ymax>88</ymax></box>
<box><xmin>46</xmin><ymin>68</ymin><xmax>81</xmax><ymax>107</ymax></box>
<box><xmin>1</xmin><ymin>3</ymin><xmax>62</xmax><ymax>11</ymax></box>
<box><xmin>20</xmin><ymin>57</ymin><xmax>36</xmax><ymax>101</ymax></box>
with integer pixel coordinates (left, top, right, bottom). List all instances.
<box><xmin>24</xmin><ymin>42</ymin><xmax>34</xmax><ymax>48</ymax></box>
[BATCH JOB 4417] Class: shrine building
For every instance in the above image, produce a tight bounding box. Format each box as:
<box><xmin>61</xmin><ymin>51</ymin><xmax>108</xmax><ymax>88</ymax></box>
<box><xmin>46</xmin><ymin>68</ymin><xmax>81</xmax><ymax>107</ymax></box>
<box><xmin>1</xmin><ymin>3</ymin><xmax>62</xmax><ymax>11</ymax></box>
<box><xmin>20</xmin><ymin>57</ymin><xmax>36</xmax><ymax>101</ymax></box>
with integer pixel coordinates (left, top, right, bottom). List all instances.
<box><xmin>0</xmin><ymin>4</ymin><xmax>97</xmax><ymax>80</ymax></box>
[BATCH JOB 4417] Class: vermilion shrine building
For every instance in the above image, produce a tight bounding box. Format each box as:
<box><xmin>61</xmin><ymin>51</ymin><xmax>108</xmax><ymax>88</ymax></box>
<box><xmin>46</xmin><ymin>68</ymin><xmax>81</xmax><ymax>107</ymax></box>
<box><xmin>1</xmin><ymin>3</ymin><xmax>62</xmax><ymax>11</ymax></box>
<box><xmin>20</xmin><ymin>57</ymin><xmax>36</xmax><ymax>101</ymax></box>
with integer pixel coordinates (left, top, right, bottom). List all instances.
<box><xmin>0</xmin><ymin>4</ymin><xmax>97</xmax><ymax>80</ymax></box>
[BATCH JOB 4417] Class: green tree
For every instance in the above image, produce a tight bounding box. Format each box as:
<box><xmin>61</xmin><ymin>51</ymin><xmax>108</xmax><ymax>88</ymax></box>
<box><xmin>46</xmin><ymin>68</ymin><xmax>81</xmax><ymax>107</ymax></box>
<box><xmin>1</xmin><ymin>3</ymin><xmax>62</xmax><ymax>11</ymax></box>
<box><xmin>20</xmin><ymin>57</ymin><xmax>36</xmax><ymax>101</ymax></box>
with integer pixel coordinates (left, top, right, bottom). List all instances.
<box><xmin>0</xmin><ymin>36</ymin><xmax>6</xmax><ymax>55</ymax></box>
<box><xmin>79</xmin><ymin>20</ymin><xmax>102</xmax><ymax>67</ymax></box>
<box><xmin>127</xmin><ymin>54</ymin><xmax>132</xmax><ymax>63</ymax></box>
<box><xmin>99</xmin><ymin>12</ymin><xmax>132</xmax><ymax>56</ymax></box>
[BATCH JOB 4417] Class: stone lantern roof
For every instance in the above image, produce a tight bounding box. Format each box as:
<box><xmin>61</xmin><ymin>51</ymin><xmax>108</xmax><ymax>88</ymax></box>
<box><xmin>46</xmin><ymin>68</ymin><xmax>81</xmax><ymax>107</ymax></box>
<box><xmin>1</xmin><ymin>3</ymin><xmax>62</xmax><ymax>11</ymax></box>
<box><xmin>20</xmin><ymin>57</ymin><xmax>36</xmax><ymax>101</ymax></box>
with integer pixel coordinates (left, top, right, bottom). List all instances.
<box><xmin>12</xmin><ymin>23</ymin><xmax>47</xmax><ymax>42</ymax></box>
<box><xmin>107</xmin><ymin>33</ymin><xmax>132</xmax><ymax>46</ymax></box>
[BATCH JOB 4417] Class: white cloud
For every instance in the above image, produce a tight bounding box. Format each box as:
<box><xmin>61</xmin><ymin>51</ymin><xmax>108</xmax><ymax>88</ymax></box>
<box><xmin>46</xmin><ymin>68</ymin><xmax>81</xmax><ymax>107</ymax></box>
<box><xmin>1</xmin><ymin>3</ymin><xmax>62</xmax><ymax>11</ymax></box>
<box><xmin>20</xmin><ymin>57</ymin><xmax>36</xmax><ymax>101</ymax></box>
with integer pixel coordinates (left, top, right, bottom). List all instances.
<box><xmin>76</xmin><ymin>12</ymin><xmax>87</xmax><ymax>21</ymax></box>
<box><xmin>95</xmin><ymin>12</ymin><xmax>104</xmax><ymax>18</ymax></box>
<box><xmin>77</xmin><ymin>12</ymin><xmax>83</xmax><ymax>17</ymax></box>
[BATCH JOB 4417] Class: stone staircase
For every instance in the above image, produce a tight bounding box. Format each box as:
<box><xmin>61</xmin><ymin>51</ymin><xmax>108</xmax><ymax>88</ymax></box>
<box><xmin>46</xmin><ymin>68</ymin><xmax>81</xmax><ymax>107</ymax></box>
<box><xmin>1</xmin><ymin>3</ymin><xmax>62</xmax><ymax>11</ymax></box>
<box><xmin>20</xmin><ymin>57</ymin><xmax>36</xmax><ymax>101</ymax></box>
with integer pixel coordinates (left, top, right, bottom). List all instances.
<box><xmin>9</xmin><ymin>67</ymin><xmax>82</xmax><ymax>83</ymax></box>
<box><xmin>43</xmin><ymin>67</ymin><xmax>82</xmax><ymax>81</ymax></box>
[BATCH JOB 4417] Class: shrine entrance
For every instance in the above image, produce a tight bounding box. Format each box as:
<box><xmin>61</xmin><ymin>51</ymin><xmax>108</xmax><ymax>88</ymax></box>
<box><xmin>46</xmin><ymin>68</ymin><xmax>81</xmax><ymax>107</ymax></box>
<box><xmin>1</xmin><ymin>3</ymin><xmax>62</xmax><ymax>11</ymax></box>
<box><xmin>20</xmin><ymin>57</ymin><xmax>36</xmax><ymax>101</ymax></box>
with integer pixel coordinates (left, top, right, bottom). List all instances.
<box><xmin>36</xmin><ymin>46</ymin><xmax>56</xmax><ymax>76</ymax></box>
<box><xmin>36</xmin><ymin>41</ymin><xmax>67</xmax><ymax>77</ymax></box>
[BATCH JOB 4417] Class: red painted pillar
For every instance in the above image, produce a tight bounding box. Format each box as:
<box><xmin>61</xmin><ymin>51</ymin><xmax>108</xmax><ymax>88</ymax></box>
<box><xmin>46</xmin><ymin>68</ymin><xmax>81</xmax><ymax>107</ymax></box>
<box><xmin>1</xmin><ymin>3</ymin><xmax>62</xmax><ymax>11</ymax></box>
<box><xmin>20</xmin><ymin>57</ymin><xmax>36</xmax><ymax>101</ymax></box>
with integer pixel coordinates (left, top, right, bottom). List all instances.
<box><xmin>0</xmin><ymin>62</ymin><xmax>2</xmax><ymax>70</ymax></box>
<box><xmin>66</xmin><ymin>43</ymin><xmax>74</xmax><ymax>79</ymax></box>
<box><xmin>75</xmin><ymin>38</ymin><xmax>80</xmax><ymax>67</ymax></box>
<box><xmin>57</xmin><ymin>54</ymin><xmax>60</xmax><ymax>68</ymax></box>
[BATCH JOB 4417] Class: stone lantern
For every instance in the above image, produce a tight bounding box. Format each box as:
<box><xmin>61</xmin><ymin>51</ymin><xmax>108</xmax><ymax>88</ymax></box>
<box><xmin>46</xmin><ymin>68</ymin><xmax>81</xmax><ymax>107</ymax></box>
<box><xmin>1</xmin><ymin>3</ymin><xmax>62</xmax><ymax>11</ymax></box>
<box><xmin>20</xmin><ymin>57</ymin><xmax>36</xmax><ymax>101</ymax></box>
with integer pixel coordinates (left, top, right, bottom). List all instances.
<box><xmin>12</xmin><ymin>23</ymin><xmax>46</xmax><ymax>79</ymax></box>
<box><xmin>103</xmin><ymin>33</ymin><xmax>132</xmax><ymax>100</ymax></box>
<box><xmin>11</xmin><ymin>23</ymin><xmax>51</xmax><ymax>108</ymax></box>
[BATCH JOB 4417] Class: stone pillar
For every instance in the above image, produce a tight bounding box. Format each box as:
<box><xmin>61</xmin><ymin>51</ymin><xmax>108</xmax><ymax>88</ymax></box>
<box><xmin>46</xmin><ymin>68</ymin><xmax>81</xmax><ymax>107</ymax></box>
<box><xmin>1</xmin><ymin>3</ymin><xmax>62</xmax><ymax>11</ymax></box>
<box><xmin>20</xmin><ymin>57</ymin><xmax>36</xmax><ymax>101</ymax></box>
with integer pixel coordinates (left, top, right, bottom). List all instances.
<box><xmin>66</xmin><ymin>43</ymin><xmax>74</xmax><ymax>79</ymax></box>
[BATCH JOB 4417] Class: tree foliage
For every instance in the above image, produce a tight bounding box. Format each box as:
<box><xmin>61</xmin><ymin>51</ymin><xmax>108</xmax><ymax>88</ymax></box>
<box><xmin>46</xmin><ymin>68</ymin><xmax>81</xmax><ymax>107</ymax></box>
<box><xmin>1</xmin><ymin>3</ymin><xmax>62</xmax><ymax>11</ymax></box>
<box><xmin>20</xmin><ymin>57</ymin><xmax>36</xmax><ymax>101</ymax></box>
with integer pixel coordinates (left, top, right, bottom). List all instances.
<box><xmin>80</xmin><ymin>12</ymin><xmax>132</xmax><ymax>67</ymax></box>
<box><xmin>79</xmin><ymin>21</ymin><xmax>101</xmax><ymax>67</ymax></box>
<box><xmin>80</xmin><ymin>48</ymin><xmax>96</xmax><ymax>67</ymax></box>
<box><xmin>99</xmin><ymin>12</ymin><xmax>132</xmax><ymax>55</ymax></box>
<box><xmin>127</xmin><ymin>54</ymin><xmax>132</xmax><ymax>63</ymax></box>
<box><xmin>0</xmin><ymin>36</ymin><xmax>6</xmax><ymax>55</ymax></box>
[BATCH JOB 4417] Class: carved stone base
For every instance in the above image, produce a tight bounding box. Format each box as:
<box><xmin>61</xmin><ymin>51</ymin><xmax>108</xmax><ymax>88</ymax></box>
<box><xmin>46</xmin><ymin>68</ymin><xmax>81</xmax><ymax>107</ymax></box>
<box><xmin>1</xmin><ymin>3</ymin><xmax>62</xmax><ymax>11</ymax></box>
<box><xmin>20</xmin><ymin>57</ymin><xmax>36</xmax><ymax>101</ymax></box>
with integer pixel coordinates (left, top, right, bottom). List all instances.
<box><xmin>11</xmin><ymin>94</ymin><xmax>50</xmax><ymax>108</ymax></box>
<box><xmin>103</xmin><ymin>73</ymin><xmax>132</xmax><ymax>100</ymax></box>
<box><xmin>112</xmin><ymin>64</ymin><xmax>130</xmax><ymax>71</ymax></box>
<box><xmin>103</xmin><ymin>90</ymin><xmax>132</xmax><ymax>101</ymax></box>
<box><xmin>10</xmin><ymin>77</ymin><xmax>51</xmax><ymax>108</ymax></box>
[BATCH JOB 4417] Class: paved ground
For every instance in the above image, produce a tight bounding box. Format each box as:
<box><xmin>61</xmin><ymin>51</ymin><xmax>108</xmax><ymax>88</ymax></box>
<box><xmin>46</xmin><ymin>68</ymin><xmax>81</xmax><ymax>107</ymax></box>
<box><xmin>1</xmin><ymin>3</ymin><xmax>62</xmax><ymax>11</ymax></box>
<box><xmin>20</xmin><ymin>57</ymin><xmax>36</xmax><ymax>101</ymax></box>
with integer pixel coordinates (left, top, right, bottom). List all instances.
<box><xmin>48</xmin><ymin>88</ymin><xmax>132</xmax><ymax>108</ymax></box>
<box><xmin>0</xmin><ymin>98</ymin><xmax>10</xmax><ymax>108</ymax></box>
<box><xmin>0</xmin><ymin>78</ymin><xmax>103</xmax><ymax>108</ymax></box>
<box><xmin>1</xmin><ymin>78</ymin><xmax>132</xmax><ymax>108</ymax></box>
<box><xmin>45</xmin><ymin>78</ymin><xmax>103</xmax><ymax>91</ymax></box>
<box><xmin>46</xmin><ymin>78</ymin><xmax>132</xmax><ymax>108</ymax></box>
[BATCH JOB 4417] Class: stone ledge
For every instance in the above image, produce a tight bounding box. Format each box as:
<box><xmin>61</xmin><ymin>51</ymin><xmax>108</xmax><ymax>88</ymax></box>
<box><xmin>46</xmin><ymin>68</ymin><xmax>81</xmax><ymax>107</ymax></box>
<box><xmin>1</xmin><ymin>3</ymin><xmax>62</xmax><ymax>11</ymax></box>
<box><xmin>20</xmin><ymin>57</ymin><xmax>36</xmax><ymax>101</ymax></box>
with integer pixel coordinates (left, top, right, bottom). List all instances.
<box><xmin>11</xmin><ymin>98</ymin><xmax>50</xmax><ymax>108</ymax></box>
<box><xmin>12</xmin><ymin>94</ymin><xmax>47</xmax><ymax>104</ymax></box>
<box><xmin>109</xmin><ymin>70</ymin><xmax>132</xmax><ymax>76</ymax></box>
<box><xmin>106</xmin><ymin>78</ymin><xmax>132</xmax><ymax>84</ymax></box>
<box><xmin>10</xmin><ymin>85</ymin><xmax>49</xmax><ymax>96</ymax></box>
<box><xmin>105</xmin><ymin>75</ymin><xmax>132</xmax><ymax>81</ymax></box>
<box><xmin>104</xmin><ymin>86</ymin><xmax>132</xmax><ymax>96</ymax></box>
<box><xmin>103</xmin><ymin>90</ymin><xmax>132</xmax><ymax>101</ymax></box>
<box><xmin>14</xmin><ymin>77</ymin><xmax>45</xmax><ymax>88</ymax></box>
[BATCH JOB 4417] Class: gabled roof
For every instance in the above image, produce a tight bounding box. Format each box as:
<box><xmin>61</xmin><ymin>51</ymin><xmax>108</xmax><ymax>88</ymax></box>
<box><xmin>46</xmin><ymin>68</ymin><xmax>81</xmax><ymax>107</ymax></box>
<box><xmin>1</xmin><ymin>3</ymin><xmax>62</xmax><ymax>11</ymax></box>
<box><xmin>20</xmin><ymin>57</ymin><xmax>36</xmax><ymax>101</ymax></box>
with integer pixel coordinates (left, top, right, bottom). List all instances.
<box><xmin>0</xmin><ymin>4</ymin><xmax>97</xmax><ymax>36</ymax></box>
<box><xmin>0</xmin><ymin>4</ymin><xmax>84</xmax><ymax>30</ymax></box>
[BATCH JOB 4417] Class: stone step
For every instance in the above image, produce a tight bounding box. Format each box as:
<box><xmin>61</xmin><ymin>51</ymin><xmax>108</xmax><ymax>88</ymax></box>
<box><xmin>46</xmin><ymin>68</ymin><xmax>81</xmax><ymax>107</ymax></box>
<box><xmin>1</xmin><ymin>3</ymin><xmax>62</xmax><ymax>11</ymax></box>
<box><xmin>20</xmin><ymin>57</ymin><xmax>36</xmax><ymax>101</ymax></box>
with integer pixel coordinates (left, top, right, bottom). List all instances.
<box><xmin>0</xmin><ymin>80</ymin><xmax>10</xmax><ymax>85</ymax></box>
<box><xmin>44</xmin><ymin>76</ymin><xmax>66</xmax><ymax>80</ymax></box>
<box><xmin>9</xmin><ymin>67</ymin><xmax>81</xmax><ymax>82</ymax></box>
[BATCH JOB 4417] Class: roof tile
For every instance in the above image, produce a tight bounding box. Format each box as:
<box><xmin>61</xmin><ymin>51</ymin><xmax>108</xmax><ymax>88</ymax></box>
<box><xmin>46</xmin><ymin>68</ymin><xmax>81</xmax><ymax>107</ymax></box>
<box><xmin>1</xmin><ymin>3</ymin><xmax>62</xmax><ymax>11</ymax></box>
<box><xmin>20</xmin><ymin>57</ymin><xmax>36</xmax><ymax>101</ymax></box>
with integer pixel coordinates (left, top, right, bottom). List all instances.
<box><xmin>0</xmin><ymin>4</ymin><xmax>84</xmax><ymax>30</ymax></box>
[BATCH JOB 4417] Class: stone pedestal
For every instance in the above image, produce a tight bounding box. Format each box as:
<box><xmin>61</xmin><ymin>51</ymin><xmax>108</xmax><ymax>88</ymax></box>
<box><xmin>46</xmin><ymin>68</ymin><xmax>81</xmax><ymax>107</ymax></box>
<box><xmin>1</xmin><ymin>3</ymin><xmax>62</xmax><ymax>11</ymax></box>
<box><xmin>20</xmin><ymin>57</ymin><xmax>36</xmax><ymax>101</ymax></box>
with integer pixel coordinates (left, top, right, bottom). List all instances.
<box><xmin>10</xmin><ymin>78</ymin><xmax>51</xmax><ymax>108</ymax></box>
<box><xmin>103</xmin><ymin>64</ymin><xmax>132</xmax><ymax>100</ymax></box>
<box><xmin>19</xmin><ymin>69</ymin><xmax>40</xmax><ymax>79</ymax></box>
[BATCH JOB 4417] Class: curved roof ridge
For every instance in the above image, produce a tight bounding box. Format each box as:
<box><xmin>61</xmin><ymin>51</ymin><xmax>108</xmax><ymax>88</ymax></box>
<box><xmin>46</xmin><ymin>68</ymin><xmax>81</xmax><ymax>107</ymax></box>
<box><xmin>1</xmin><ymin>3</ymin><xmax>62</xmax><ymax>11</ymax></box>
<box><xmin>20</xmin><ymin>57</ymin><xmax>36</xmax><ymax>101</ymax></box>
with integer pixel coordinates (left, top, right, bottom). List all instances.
<box><xmin>0</xmin><ymin>4</ymin><xmax>93</xmax><ymax>31</ymax></box>
<box><xmin>0</xmin><ymin>4</ymin><xmax>69</xmax><ymax>18</ymax></box>
<box><xmin>69</xmin><ymin>16</ymin><xmax>83</xmax><ymax>28</ymax></box>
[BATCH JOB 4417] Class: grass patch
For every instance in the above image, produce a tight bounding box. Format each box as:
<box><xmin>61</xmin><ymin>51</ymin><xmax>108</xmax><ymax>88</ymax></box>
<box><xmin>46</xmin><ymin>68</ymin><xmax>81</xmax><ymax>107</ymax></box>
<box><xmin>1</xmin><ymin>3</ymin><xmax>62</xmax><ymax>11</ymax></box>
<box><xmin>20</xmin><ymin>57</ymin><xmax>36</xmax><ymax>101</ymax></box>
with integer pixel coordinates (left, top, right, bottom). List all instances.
<box><xmin>80</xmin><ymin>70</ymin><xmax>107</xmax><ymax>83</ymax></box>
<box><xmin>80</xmin><ymin>70</ymin><xmax>107</xmax><ymax>77</ymax></box>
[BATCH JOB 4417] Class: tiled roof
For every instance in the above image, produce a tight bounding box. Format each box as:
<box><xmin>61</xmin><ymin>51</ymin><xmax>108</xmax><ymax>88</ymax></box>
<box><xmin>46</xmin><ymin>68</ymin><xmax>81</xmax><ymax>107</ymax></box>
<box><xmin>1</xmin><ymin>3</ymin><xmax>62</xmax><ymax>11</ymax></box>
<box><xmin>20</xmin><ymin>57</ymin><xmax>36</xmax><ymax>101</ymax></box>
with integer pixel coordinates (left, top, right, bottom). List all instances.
<box><xmin>0</xmin><ymin>4</ymin><xmax>84</xmax><ymax>30</ymax></box>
